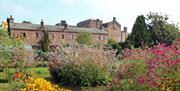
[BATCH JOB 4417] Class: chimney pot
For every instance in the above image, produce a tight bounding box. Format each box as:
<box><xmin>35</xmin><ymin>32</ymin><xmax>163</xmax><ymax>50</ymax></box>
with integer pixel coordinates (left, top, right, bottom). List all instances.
<box><xmin>40</xmin><ymin>19</ymin><xmax>44</xmax><ymax>27</ymax></box>
<box><xmin>8</xmin><ymin>15</ymin><xmax>14</xmax><ymax>23</ymax></box>
<box><xmin>124</xmin><ymin>27</ymin><xmax>127</xmax><ymax>32</ymax></box>
<box><xmin>113</xmin><ymin>17</ymin><xmax>116</xmax><ymax>21</ymax></box>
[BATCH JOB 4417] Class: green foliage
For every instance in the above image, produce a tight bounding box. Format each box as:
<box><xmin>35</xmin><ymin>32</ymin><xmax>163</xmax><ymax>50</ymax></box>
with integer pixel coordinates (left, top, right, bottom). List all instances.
<box><xmin>0</xmin><ymin>27</ymin><xmax>27</xmax><ymax>88</ymax></box>
<box><xmin>32</xmin><ymin>61</ymin><xmax>48</xmax><ymax>67</ymax></box>
<box><xmin>0</xmin><ymin>29</ymin><xmax>24</xmax><ymax>68</ymax></box>
<box><xmin>76</xmin><ymin>31</ymin><xmax>92</xmax><ymax>45</ymax></box>
<box><xmin>108</xmin><ymin>80</ymin><xmax>160</xmax><ymax>91</ymax></box>
<box><xmin>35</xmin><ymin>50</ymin><xmax>49</xmax><ymax>61</ymax></box>
<box><xmin>40</xmin><ymin>29</ymin><xmax>50</xmax><ymax>52</ymax></box>
<box><xmin>106</xmin><ymin>38</ymin><xmax>122</xmax><ymax>54</ymax></box>
<box><xmin>147</xmin><ymin>12</ymin><xmax>180</xmax><ymax>45</ymax></box>
<box><xmin>128</xmin><ymin>15</ymin><xmax>152</xmax><ymax>48</ymax></box>
<box><xmin>49</xmin><ymin>63</ymin><xmax>111</xmax><ymax>87</ymax></box>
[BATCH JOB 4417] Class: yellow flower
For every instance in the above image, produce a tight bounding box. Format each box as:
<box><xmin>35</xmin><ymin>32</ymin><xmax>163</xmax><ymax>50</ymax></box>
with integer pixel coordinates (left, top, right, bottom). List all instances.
<box><xmin>1</xmin><ymin>21</ymin><xmax>8</xmax><ymax>29</ymax></box>
<box><xmin>20</xmin><ymin>77</ymin><xmax>71</xmax><ymax>91</ymax></box>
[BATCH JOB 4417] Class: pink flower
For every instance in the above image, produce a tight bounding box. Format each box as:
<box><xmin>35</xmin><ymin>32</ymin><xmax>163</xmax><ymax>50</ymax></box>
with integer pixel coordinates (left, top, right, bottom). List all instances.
<box><xmin>138</xmin><ymin>76</ymin><xmax>145</xmax><ymax>84</ymax></box>
<box><xmin>161</xmin><ymin>43</ymin><xmax>166</xmax><ymax>48</ymax></box>
<box><xmin>172</xmin><ymin>60</ymin><xmax>180</xmax><ymax>65</ymax></box>
<box><xmin>153</xmin><ymin>64</ymin><xmax>158</xmax><ymax>68</ymax></box>
<box><xmin>175</xmin><ymin>51</ymin><xmax>180</xmax><ymax>55</ymax></box>
<box><xmin>149</xmin><ymin>68</ymin><xmax>155</xmax><ymax>73</ymax></box>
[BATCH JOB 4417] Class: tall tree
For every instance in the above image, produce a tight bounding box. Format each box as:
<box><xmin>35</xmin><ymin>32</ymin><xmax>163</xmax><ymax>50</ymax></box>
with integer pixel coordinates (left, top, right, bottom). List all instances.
<box><xmin>128</xmin><ymin>15</ymin><xmax>152</xmax><ymax>48</ymax></box>
<box><xmin>40</xmin><ymin>29</ymin><xmax>50</xmax><ymax>52</ymax></box>
<box><xmin>76</xmin><ymin>31</ymin><xmax>92</xmax><ymax>45</ymax></box>
<box><xmin>147</xmin><ymin>12</ymin><xmax>180</xmax><ymax>45</ymax></box>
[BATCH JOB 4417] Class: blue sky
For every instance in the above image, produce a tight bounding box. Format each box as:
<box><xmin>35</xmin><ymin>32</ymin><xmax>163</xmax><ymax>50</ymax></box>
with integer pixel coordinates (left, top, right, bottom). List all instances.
<box><xmin>1</xmin><ymin>0</ymin><xmax>180</xmax><ymax>32</ymax></box>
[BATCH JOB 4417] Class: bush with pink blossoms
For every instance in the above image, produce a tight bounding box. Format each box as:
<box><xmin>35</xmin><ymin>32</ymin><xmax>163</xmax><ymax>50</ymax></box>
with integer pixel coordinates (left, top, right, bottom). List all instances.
<box><xmin>119</xmin><ymin>41</ymin><xmax>180</xmax><ymax>91</ymax></box>
<box><xmin>139</xmin><ymin>43</ymin><xmax>180</xmax><ymax>91</ymax></box>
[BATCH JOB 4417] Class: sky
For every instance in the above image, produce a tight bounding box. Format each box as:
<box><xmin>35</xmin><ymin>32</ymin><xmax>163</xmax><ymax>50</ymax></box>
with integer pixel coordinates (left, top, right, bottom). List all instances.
<box><xmin>0</xmin><ymin>0</ymin><xmax>180</xmax><ymax>33</ymax></box>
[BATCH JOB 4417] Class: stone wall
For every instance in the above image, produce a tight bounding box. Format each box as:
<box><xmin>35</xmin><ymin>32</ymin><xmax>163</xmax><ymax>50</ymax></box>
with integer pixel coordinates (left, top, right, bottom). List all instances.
<box><xmin>10</xmin><ymin>29</ymin><xmax>108</xmax><ymax>47</ymax></box>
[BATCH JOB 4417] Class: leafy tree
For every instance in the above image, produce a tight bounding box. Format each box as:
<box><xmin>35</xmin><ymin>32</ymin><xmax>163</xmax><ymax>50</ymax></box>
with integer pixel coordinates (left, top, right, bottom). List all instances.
<box><xmin>40</xmin><ymin>29</ymin><xmax>50</xmax><ymax>52</ymax></box>
<box><xmin>128</xmin><ymin>15</ymin><xmax>152</xmax><ymax>48</ymax></box>
<box><xmin>147</xmin><ymin>12</ymin><xmax>180</xmax><ymax>45</ymax></box>
<box><xmin>106</xmin><ymin>38</ymin><xmax>122</xmax><ymax>54</ymax></box>
<box><xmin>76</xmin><ymin>31</ymin><xmax>92</xmax><ymax>45</ymax></box>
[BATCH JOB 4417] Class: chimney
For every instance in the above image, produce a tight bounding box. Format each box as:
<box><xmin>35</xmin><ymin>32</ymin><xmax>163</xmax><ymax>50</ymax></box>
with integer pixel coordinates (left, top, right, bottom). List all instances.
<box><xmin>40</xmin><ymin>19</ymin><xmax>44</xmax><ymax>28</ymax></box>
<box><xmin>113</xmin><ymin>17</ymin><xmax>116</xmax><ymax>30</ymax></box>
<box><xmin>9</xmin><ymin>15</ymin><xmax>14</xmax><ymax>23</ymax></box>
<box><xmin>6</xmin><ymin>15</ymin><xmax>14</xmax><ymax>36</ymax></box>
<box><xmin>113</xmin><ymin>17</ymin><xmax>116</xmax><ymax>21</ymax></box>
<box><xmin>123</xmin><ymin>27</ymin><xmax>127</xmax><ymax>32</ymax></box>
<box><xmin>61</xmin><ymin>20</ymin><xmax>68</xmax><ymax>30</ymax></box>
<box><xmin>61</xmin><ymin>20</ymin><xmax>66</xmax><ymax>26</ymax></box>
<box><xmin>7</xmin><ymin>15</ymin><xmax>14</xmax><ymax>25</ymax></box>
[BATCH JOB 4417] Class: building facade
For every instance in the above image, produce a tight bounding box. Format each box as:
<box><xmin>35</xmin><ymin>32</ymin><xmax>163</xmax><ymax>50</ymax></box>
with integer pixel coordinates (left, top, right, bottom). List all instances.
<box><xmin>7</xmin><ymin>16</ymin><xmax>128</xmax><ymax>48</ymax></box>
<box><xmin>77</xmin><ymin>17</ymin><xmax>128</xmax><ymax>42</ymax></box>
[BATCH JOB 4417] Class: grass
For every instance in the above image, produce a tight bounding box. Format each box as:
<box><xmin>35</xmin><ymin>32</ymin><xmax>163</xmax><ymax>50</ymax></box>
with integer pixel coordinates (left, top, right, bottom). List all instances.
<box><xmin>28</xmin><ymin>67</ymin><xmax>50</xmax><ymax>79</ymax></box>
<box><xmin>0</xmin><ymin>67</ymin><xmax>50</xmax><ymax>91</ymax></box>
<box><xmin>0</xmin><ymin>83</ymin><xmax>12</xmax><ymax>91</ymax></box>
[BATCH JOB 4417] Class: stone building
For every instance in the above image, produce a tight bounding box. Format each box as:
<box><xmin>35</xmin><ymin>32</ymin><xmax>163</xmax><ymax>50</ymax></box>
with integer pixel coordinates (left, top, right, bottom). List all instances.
<box><xmin>77</xmin><ymin>17</ymin><xmax>128</xmax><ymax>42</ymax></box>
<box><xmin>7</xmin><ymin>16</ymin><xmax>127</xmax><ymax>49</ymax></box>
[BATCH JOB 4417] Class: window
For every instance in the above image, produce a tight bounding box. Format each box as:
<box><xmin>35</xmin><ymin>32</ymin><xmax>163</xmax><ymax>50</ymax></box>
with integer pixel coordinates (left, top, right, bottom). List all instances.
<box><xmin>98</xmin><ymin>35</ymin><xmax>106</xmax><ymax>40</ymax></box>
<box><xmin>62</xmin><ymin>34</ymin><xmax>64</xmax><ymax>39</ymax></box>
<box><xmin>36</xmin><ymin>33</ymin><xmax>39</xmax><ymax>39</ymax></box>
<box><xmin>69</xmin><ymin>34</ymin><xmax>73</xmax><ymax>40</ymax></box>
<box><xmin>20</xmin><ymin>32</ymin><xmax>26</xmax><ymax>38</ymax></box>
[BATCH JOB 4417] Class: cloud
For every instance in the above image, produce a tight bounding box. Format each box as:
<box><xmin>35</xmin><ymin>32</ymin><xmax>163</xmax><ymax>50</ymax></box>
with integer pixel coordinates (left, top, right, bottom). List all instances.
<box><xmin>1</xmin><ymin>2</ymin><xmax>32</xmax><ymax>18</ymax></box>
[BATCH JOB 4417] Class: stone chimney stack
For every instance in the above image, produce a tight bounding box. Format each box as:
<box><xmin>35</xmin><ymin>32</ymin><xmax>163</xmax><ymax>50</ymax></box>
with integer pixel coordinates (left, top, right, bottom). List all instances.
<box><xmin>40</xmin><ymin>19</ymin><xmax>44</xmax><ymax>28</ymax></box>
<box><xmin>9</xmin><ymin>15</ymin><xmax>14</xmax><ymax>23</ymax></box>
<box><xmin>123</xmin><ymin>27</ymin><xmax>127</xmax><ymax>32</ymax></box>
<box><xmin>61</xmin><ymin>20</ymin><xmax>67</xmax><ymax>30</ymax></box>
<box><xmin>6</xmin><ymin>15</ymin><xmax>14</xmax><ymax>36</ymax></box>
<box><xmin>113</xmin><ymin>17</ymin><xmax>116</xmax><ymax>30</ymax></box>
<box><xmin>113</xmin><ymin>17</ymin><xmax>116</xmax><ymax>21</ymax></box>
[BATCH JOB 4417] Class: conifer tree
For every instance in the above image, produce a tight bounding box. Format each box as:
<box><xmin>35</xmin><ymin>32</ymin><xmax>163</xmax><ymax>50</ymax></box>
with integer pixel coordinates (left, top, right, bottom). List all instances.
<box><xmin>128</xmin><ymin>15</ymin><xmax>152</xmax><ymax>48</ymax></box>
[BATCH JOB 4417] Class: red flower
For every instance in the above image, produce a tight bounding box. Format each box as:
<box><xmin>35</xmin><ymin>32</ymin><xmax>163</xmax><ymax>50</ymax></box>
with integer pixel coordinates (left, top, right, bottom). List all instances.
<box><xmin>138</xmin><ymin>76</ymin><xmax>145</xmax><ymax>84</ymax></box>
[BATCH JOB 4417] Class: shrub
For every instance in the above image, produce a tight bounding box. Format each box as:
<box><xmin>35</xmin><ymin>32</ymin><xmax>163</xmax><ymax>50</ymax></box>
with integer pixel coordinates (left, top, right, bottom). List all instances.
<box><xmin>48</xmin><ymin>44</ymin><xmax>118</xmax><ymax>73</ymax></box>
<box><xmin>139</xmin><ymin>43</ymin><xmax>180</xmax><ymax>91</ymax></box>
<box><xmin>48</xmin><ymin>44</ymin><xmax>118</xmax><ymax>87</ymax></box>
<box><xmin>49</xmin><ymin>63</ymin><xmax>111</xmax><ymax>87</ymax></box>
<box><xmin>120</xmin><ymin>42</ymin><xmax>180</xmax><ymax>91</ymax></box>
<box><xmin>106</xmin><ymin>38</ymin><xmax>122</xmax><ymax>54</ymax></box>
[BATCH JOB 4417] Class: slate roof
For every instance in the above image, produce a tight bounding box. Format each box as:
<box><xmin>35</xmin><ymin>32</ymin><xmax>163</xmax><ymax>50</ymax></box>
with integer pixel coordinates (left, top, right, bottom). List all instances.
<box><xmin>10</xmin><ymin>23</ymin><xmax>107</xmax><ymax>34</ymax></box>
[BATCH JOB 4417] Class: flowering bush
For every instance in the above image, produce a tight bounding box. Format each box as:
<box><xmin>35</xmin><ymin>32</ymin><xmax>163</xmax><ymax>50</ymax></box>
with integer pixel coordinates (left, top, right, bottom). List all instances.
<box><xmin>48</xmin><ymin>44</ymin><xmax>118</xmax><ymax>69</ymax></box>
<box><xmin>48</xmin><ymin>44</ymin><xmax>119</xmax><ymax>87</ymax></box>
<box><xmin>119</xmin><ymin>41</ymin><xmax>180</xmax><ymax>91</ymax></box>
<box><xmin>20</xmin><ymin>76</ymin><xmax>71</xmax><ymax>91</ymax></box>
<box><xmin>139</xmin><ymin>43</ymin><xmax>180</xmax><ymax>91</ymax></box>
